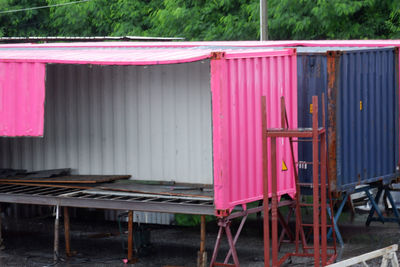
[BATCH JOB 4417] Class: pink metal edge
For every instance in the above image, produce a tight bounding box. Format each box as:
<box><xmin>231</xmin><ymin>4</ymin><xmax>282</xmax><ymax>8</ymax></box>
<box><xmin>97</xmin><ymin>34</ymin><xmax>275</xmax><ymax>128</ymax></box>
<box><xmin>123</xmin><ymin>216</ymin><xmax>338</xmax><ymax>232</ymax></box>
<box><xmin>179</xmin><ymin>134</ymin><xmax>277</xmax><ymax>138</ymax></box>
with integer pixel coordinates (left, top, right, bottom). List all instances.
<box><xmin>211</xmin><ymin>52</ymin><xmax>229</xmax><ymax>211</ymax></box>
<box><xmin>0</xmin><ymin>55</ymin><xmax>213</xmax><ymax>66</ymax></box>
<box><xmin>0</xmin><ymin>48</ymin><xmax>294</xmax><ymax>66</ymax></box>
<box><xmin>223</xmin><ymin>48</ymin><xmax>296</xmax><ymax>59</ymax></box>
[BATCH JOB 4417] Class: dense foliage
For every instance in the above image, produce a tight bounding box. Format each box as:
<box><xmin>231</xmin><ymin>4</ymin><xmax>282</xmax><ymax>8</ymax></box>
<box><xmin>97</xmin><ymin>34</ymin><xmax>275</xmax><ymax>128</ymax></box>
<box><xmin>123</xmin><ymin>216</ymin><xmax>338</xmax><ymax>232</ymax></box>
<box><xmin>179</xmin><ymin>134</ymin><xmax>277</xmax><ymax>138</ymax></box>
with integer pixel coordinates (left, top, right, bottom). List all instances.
<box><xmin>0</xmin><ymin>0</ymin><xmax>51</xmax><ymax>37</ymax></box>
<box><xmin>0</xmin><ymin>0</ymin><xmax>400</xmax><ymax>40</ymax></box>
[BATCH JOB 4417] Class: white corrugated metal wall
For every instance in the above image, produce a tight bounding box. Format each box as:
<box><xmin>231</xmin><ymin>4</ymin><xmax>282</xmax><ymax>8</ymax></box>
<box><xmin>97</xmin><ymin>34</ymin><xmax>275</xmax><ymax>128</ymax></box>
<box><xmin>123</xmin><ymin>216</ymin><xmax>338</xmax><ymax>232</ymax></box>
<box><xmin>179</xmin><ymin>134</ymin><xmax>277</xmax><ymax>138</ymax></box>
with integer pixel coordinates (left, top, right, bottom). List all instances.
<box><xmin>104</xmin><ymin>210</ymin><xmax>175</xmax><ymax>225</ymax></box>
<box><xmin>0</xmin><ymin>61</ymin><xmax>213</xmax><ymax>185</ymax></box>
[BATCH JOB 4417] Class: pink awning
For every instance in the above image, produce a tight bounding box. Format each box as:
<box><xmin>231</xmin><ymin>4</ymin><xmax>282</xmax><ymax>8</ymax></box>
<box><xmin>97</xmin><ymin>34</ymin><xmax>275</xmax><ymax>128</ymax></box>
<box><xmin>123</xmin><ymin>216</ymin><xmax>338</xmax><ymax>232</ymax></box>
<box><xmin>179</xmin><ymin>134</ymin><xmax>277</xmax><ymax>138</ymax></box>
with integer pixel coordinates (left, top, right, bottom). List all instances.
<box><xmin>0</xmin><ymin>62</ymin><xmax>45</xmax><ymax>136</ymax></box>
<box><xmin>0</xmin><ymin>47</ymin><xmax>287</xmax><ymax>65</ymax></box>
<box><xmin>0</xmin><ymin>48</ymin><xmax>214</xmax><ymax>65</ymax></box>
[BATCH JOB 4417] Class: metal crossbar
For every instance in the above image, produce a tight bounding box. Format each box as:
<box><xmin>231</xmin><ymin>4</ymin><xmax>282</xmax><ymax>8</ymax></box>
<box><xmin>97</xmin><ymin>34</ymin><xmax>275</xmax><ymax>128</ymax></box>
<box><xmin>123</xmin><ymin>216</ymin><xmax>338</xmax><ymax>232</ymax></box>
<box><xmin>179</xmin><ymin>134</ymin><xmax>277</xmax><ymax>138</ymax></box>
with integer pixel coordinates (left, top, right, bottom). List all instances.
<box><xmin>327</xmin><ymin>184</ymin><xmax>400</xmax><ymax>247</ymax></box>
<box><xmin>209</xmin><ymin>201</ymin><xmax>294</xmax><ymax>267</ymax></box>
<box><xmin>0</xmin><ymin>183</ymin><xmax>217</xmax><ymax>264</ymax></box>
<box><xmin>0</xmin><ymin>184</ymin><xmax>215</xmax><ymax>215</ymax></box>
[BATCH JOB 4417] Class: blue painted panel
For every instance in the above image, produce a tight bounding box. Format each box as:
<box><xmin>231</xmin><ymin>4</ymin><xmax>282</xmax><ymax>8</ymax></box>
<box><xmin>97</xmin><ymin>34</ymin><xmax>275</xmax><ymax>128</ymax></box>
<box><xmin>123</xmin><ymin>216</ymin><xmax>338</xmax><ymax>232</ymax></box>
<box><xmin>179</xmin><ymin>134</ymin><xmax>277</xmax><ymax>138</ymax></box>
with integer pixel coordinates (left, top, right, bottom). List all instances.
<box><xmin>336</xmin><ymin>49</ymin><xmax>399</xmax><ymax>191</ymax></box>
<box><xmin>297</xmin><ymin>48</ymin><xmax>399</xmax><ymax>192</ymax></box>
<box><xmin>297</xmin><ymin>54</ymin><xmax>328</xmax><ymax>184</ymax></box>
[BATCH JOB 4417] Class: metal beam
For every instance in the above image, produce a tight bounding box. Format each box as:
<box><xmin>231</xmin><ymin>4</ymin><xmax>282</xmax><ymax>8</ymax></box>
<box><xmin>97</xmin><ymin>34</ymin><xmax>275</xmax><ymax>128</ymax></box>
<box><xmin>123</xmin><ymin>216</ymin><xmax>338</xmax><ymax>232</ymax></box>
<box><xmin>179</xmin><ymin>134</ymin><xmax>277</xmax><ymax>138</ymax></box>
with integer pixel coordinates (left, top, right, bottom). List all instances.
<box><xmin>260</xmin><ymin>0</ymin><xmax>268</xmax><ymax>40</ymax></box>
<box><xmin>0</xmin><ymin>192</ymin><xmax>215</xmax><ymax>215</ymax></box>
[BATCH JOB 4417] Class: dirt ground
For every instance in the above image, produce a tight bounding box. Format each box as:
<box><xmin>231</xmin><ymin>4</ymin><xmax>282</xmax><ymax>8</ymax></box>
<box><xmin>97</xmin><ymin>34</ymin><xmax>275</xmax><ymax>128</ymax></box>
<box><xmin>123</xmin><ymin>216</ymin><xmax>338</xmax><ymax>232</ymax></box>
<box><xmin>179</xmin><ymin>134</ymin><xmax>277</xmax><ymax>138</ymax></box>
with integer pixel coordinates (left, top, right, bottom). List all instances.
<box><xmin>0</xmin><ymin>209</ymin><xmax>398</xmax><ymax>266</ymax></box>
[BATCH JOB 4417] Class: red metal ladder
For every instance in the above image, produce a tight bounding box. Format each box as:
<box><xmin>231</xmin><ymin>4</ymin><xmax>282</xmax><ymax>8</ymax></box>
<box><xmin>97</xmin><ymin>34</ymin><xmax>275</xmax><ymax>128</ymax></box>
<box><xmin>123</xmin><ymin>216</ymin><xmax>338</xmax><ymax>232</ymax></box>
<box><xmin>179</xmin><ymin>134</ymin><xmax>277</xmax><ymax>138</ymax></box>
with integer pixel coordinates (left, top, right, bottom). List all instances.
<box><xmin>262</xmin><ymin>95</ymin><xmax>337</xmax><ymax>266</ymax></box>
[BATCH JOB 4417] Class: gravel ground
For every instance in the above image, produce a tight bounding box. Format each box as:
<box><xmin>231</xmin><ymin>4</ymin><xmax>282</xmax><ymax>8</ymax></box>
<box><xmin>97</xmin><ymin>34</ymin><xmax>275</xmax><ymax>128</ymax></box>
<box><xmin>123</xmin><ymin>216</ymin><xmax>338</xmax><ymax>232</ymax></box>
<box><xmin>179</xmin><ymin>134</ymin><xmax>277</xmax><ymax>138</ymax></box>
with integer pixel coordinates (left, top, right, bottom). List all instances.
<box><xmin>0</xmin><ymin>210</ymin><xmax>398</xmax><ymax>266</ymax></box>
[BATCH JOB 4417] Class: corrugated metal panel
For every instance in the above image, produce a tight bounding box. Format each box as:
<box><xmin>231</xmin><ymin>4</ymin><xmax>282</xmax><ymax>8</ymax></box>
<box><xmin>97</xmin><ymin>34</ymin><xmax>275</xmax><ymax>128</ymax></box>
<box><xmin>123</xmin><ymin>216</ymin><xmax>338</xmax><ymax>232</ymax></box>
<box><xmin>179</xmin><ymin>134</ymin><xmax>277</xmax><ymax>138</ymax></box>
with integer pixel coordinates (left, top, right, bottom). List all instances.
<box><xmin>0</xmin><ymin>61</ymin><xmax>213</xmax><ymax>184</ymax></box>
<box><xmin>212</xmin><ymin>50</ymin><xmax>298</xmax><ymax>211</ymax></box>
<box><xmin>337</xmin><ymin>49</ymin><xmax>398</xmax><ymax>190</ymax></box>
<box><xmin>297</xmin><ymin>54</ymin><xmax>328</xmax><ymax>184</ymax></box>
<box><xmin>0</xmin><ymin>62</ymin><xmax>45</xmax><ymax>136</ymax></box>
<box><xmin>0</xmin><ymin>46</ymin><xmax>286</xmax><ymax>66</ymax></box>
<box><xmin>104</xmin><ymin>210</ymin><xmax>174</xmax><ymax>225</ymax></box>
<box><xmin>0</xmin><ymin>48</ymin><xmax>215</xmax><ymax>65</ymax></box>
<box><xmin>297</xmin><ymin>48</ymin><xmax>399</xmax><ymax>192</ymax></box>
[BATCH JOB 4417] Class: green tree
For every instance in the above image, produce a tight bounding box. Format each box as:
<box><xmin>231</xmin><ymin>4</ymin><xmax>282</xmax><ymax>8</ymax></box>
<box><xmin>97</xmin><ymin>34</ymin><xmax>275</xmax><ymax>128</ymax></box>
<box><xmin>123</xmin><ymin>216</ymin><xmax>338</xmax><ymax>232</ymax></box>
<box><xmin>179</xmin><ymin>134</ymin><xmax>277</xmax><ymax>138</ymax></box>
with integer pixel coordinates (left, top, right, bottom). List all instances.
<box><xmin>1</xmin><ymin>0</ymin><xmax>400</xmax><ymax>40</ymax></box>
<box><xmin>148</xmin><ymin>0</ymin><xmax>259</xmax><ymax>40</ymax></box>
<box><xmin>45</xmin><ymin>0</ymin><xmax>259</xmax><ymax>40</ymax></box>
<box><xmin>0</xmin><ymin>0</ymin><xmax>51</xmax><ymax>37</ymax></box>
<box><xmin>47</xmin><ymin>0</ymin><xmax>161</xmax><ymax>36</ymax></box>
<box><xmin>268</xmin><ymin>0</ymin><xmax>400</xmax><ymax>39</ymax></box>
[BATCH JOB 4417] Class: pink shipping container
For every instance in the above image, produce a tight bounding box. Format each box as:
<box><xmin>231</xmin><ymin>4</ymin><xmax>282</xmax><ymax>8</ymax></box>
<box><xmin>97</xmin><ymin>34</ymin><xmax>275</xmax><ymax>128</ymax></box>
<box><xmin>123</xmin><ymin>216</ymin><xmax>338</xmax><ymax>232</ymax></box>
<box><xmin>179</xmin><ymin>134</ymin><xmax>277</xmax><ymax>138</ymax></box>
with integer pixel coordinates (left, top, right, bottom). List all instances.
<box><xmin>0</xmin><ymin>45</ymin><xmax>297</xmax><ymax>212</ymax></box>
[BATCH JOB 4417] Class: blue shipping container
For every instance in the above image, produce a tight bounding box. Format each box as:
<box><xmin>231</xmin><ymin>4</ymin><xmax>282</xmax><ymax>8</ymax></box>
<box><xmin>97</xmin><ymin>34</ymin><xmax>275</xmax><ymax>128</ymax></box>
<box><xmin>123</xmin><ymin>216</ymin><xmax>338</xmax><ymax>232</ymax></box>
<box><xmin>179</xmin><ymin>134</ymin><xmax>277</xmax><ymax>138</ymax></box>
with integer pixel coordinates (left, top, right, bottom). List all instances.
<box><xmin>297</xmin><ymin>47</ymin><xmax>399</xmax><ymax>192</ymax></box>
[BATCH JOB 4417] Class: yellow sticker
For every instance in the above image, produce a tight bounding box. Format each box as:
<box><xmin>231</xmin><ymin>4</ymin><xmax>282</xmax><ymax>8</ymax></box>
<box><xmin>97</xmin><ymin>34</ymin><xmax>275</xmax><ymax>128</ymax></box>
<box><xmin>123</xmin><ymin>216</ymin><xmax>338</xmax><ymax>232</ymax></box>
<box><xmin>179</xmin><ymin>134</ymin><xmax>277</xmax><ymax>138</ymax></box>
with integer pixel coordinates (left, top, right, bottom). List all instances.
<box><xmin>309</xmin><ymin>104</ymin><xmax>313</xmax><ymax>114</ymax></box>
<box><xmin>360</xmin><ymin>101</ymin><xmax>363</xmax><ymax>111</ymax></box>
<box><xmin>282</xmin><ymin>160</ymin><xmax>288</xmax><ymax>171</ymax></box>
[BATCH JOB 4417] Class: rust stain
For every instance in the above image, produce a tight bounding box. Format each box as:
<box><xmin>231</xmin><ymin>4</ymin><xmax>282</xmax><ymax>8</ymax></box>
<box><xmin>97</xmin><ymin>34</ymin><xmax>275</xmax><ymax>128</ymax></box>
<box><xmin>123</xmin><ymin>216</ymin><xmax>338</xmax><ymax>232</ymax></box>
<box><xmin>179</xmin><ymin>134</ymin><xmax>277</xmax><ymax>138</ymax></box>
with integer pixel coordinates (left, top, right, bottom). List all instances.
<box><xmin>211</xmin><ymin>52</ymin><xmax>225</xmax><ymax>60</ymax></box>
<box><xmin>326</xmin><ymin>51</ymin><xmax>340</xmax><ymax>192</ymax></box>
<box><xmin>215</xmin><ymin>209</ymin><xmax>229</xmax><ymax>217</ymax></box>
<box><xmin>396</xmin><ymin>48</ymin><xmax>400</xmax><ymax>168</ymax></box>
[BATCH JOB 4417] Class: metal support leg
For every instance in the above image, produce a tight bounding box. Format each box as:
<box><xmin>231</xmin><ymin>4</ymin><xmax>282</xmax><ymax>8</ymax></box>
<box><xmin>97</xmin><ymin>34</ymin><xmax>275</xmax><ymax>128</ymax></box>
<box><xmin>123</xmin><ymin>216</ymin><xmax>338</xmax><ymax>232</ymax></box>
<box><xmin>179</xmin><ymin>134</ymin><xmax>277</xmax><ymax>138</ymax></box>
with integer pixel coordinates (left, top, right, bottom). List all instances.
<box><xmin>63</xmin><ymin>207</ymin><xmax>71</xmax><ymax>257</ymax></box>
<box><xmin>53</xmin><ymin>205</ymin><xmax>60</xmax><ymax>263</ymax></box>
<box><xmin>390</xmin><ymin>251</ymin><xmax>399</xmax><ymax>267</ymax></box>
<box><xmin>224</xmin><ymin>222</ymin><xmax>239</xmax><ymax>266</ymax></box>
<box><xmin>127</xmin><ymin>210</ymin><xmax>137</xmax><ymax>263</ymax></box>
<box><xmin>312</xmin><ymin>98</ymin><xmax>320</xmax><ymax>266</ymax></box>
<box><xmin>366</xmin><ymin>187</ymin><xmax>384</xmax><ymax>226</ymax></box>
<box><xmin>0</xmin><ymin>205</ymin><xmax>3</xmax><ymax>250</ymax></box>
<box><xmin>385</xmin><ymin>188</ymin><xmax>400</xmax><ymax>225</ymax></box>
<box><xmin>209</xmin><ymin>220</ymin><xmax>223</xmax><ymax>267</ymax></box>
<box><xmin>327</xmin><ymin>192</ymin><xmax>348</xmax><ymax>246</ymax></box>
<box><xmin>261</xmin><ymin>95</ymin><xmax>270</xmax><ymax>266</ymax></box>
<box><xmin>327</xmin><ymin>206</ymin><xmax>344</xmax><ymax>247</ymax></box>
<box><xmin>278</xmin><ymin>208</ymin><xmax>294</xmax><ymax>250</ymax></box>
<box><xmin>271</xmin><ymin>137</ymin><xmax>279</xmax><ymax>266</ymax></box>
<box><xmin>197</xmin><ymin>215</ymin><xmax>207</xmax><ymax>267</ymax></box>
<box><xmin>365</xmin><ymin>186</ymin><xmax>400</xmax><ymax>226</ymax></box>
<box><xmin>224</xmin><ymin>214</ymin><xmax>248</xmax><ymax>264</ymax></box>
<box><xmin>320</xmin><ymin>130</ymin><xmax>328</xmax><ymax>266</ymax></box>
<box><xmin>209</xmin><ymin>218</ymin><xmax>240</xmax><ymax>267</ymax></box>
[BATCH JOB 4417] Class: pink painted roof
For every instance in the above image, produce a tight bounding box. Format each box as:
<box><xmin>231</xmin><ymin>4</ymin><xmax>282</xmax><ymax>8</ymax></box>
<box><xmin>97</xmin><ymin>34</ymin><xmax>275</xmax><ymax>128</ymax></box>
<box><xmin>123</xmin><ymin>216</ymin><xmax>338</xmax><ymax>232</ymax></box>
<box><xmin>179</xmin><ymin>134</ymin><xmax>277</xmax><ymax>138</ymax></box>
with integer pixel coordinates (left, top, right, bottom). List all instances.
<box><xmin>0</xmin><ymin>40</ymin><xmax>395</xmax><ymax>67</ymax></box>
<box><xmin>0</xmin><ymin>46</ymin><xmax>292</xmax><ymax>65</ymax></box>
<box><xmin>0</xmin><ymin>40</ymin><xmax>294</xmax><ymax>48</ymax></box>
<box><xmin>0</xmin><ymin>48</ymin><xmax>213</xmax><ymax>65</ymax></box>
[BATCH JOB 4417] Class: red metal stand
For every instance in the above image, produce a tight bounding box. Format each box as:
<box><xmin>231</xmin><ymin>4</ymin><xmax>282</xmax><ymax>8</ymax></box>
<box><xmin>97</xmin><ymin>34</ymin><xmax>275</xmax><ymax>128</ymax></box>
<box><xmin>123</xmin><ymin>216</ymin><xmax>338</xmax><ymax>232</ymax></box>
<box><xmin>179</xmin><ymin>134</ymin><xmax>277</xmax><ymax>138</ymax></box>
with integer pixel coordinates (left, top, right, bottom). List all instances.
<box><xmin>262</xmin><ymin>95</ymin><xmax>337</xmax><ymax>266</ymax></box>
<box><xmin>210</xmin><ymin>201</ymin><xmax>294</xmax><ymax>267</ymax></box>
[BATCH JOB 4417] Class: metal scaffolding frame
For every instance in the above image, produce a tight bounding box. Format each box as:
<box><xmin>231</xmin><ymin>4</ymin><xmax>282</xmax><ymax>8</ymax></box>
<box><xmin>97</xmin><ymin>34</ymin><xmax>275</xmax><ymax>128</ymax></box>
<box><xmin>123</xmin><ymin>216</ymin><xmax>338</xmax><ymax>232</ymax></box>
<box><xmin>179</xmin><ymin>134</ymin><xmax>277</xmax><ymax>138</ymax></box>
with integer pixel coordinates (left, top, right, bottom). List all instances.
<box><xmin>262</xmin><ymin>95</ymin><xmax>337</xmax><ymax>266</ymax></box>
<box><xmin>0</xmin><ymin>183</ymin><xmax>215</xmax><ymax>263</ymax></box>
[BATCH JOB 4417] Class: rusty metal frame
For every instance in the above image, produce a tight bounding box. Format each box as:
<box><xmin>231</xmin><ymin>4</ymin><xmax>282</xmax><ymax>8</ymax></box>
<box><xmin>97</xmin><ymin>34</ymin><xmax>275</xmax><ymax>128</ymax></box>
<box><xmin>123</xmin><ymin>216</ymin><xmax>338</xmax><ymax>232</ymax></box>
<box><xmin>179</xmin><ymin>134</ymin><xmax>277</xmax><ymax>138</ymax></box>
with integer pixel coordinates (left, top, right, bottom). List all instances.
<box><xmin>262</xmin><ymin>95</ymin><xmax>337</xmax><ymax>266</ymax></box>
<box><xmin>209</xmin><ymin>201</ymin><xmax>294</xmax><ymax>267</ymax></box>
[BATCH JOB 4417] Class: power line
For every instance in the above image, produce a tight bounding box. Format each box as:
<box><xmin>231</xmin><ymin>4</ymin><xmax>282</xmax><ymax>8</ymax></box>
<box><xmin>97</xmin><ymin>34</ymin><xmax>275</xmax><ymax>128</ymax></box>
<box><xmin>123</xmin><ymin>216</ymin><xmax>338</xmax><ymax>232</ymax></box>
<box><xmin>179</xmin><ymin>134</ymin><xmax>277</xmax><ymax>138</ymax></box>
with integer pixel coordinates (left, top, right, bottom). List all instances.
<box><xmin>0</xmin><ymin>0</ymin><xmax>92</xmax><ymax>15</ymax></box>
